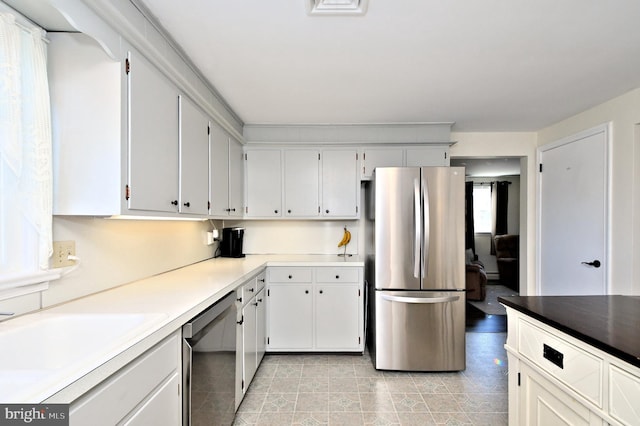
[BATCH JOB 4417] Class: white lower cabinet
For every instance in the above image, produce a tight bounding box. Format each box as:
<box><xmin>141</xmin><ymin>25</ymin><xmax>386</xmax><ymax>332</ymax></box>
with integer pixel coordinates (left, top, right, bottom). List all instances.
<box><xmin>266</xmin><ymin>266</ymin><xmax>364</xmax><ymax>352</ymax></box>
<box><xmin>505</xmin><ymin>307</ymin><xmax>640</xmax><ymax>426</ymax></box>
<box><xmin>236</xmin><ymin>270</ymin><xmax>267</xmax><ymax>408</ymax></box>
<box><xmin>70</xmin><ymin>332</ymin><xmax>181</xmax><ymax>426</ymax></box>
<box><xmin>519</xmin><ymin>362</ymin><xmax>593</xmax><ymax>426</ymax></box>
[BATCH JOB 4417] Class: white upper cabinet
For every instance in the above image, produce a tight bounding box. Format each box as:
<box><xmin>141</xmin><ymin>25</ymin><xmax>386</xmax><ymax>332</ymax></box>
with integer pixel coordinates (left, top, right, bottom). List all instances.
<box><xmin>360</xmin><ymin>148</ymin><xmax>404</xmax><ymax>179</ymax></box>
<box><xmin>361</xmin><ymin>145</ymin><xmax>450</xmax><ymax>180</ymax></box>
<box><xmin>245</xmin><ymin>147</ymin><xmax>359</xmax><ymax>219</ymax></box>
<box><xmin>284</xmin><ymin>150</ymin><xmax>320</xmax><ymax>217</ymax></box>
<box><xmin>228</xmin><ymin>136</ymin><xmax>245</xmax><ymax>217</ymax></box>
<box><xmin>321</xmin><ymin>149</ymin><xmax>359</xmax><ymax>218</ymax></box>
<box><xmin>245</xmin><ymin>150</ymin><xmax>282</xmax><ymax>217</ymax></box>
<box><xmin>405</xmin><ymin>146</ymin><xmax>450</xmax><ymax>167</ymax></box>
<box><xmin>209</xmin><ymin>126</ymin><xmax>244</xmax><ymax>218</ymax></box>
<box><xmin>127</xmin><ymin>50</ymin><xmax>179</xmax><ymax>213</ymax></box>
<box><xmin>179</xmin><ymin>95</ymin><xmax>209</xmax><ymax>215</ymax></box>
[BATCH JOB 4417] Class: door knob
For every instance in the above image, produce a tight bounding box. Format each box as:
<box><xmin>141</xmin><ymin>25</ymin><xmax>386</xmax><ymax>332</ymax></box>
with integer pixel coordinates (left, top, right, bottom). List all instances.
<box><xmin>581</xmin><ymin>260</ymin><xmax>601</xmax><ymax>268</ymax></box>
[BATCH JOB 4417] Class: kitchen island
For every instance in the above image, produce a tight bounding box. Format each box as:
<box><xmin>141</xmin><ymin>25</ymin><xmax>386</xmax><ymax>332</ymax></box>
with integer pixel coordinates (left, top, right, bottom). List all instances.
<box><xmin>0</xmin><ymin>255</ymin><xmax>363</xmax><ymax>409</ymax></box>
<box><xmin>499</xmin><ymin>295</ymin><xmax>640</xmax><ymax>426</ymax></box>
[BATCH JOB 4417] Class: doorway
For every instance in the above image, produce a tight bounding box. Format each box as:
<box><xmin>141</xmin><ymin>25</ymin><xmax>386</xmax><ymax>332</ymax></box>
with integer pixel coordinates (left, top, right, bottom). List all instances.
<box><xmin>451</xmin><ymin>157</ymin><xmax>523</xmax><ymax>333</ymax></box>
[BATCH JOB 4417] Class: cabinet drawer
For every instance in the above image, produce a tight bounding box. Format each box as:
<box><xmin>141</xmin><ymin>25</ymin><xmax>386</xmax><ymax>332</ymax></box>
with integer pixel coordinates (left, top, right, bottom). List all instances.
<box><xmin>71</xmin><ymin>332</ymin><xmax>180</xmax><ymax>425</ymax></box>
<box><xmin>518</xmin><ymin>319</ymin><xmax>603</xmax><ymax>407</ymax></box>
<box><xmin>316</xmin><ymin>267</ymin><xmax>360</xmax><ymax>283</ymax></box>
<box><xmin>268</xmin><ymin>267</ymin><xmax>313</xmax><ymax>283</ymax></box>
<box><xmin>609</xmin><ymin>364</ymin><xmax>640</xmax><ymax>425</ymax></box>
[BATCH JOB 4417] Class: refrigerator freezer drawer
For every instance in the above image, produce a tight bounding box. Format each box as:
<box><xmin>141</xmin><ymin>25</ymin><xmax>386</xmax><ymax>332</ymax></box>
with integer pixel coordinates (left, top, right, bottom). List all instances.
<box><xmin>372</xmin><ymin>290</ymin><xmax>465</xmax><ymax>371</ymax></box>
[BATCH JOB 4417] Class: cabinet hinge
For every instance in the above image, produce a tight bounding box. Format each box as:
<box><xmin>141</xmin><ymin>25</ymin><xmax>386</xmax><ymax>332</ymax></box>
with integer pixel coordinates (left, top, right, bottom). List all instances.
<box><xmin>444</xmin><ymin>152</ymin><xmax>447</xmax><ymax>159</ymax></box>
<box><xmin>356</xmin><ymin>152</ymin><xmax>358</xmax><ymax>160</ymax></box>
<box><xmin>267</xmin><ymin>289</ymin><xmax>270</xmax><ymax>296</ymax></box>
<box><xmin>517</xmin><ymin>372</ymin><xmax>521</xmax><ymax>386</ymax></box>
<box><xmin>318</xmin><ymin>206</ymin><xmax>320</xmax><ymax>213</ymax></box>
<box><xmin>356</xmin><ymin>206</ymin><xmax>358</xmax><ymax>213</ymax></box>
<box><xmin>242</xmin><ymin>379</ymin><xmax>245</xmax><ymax>391</ymax></box>
<box><xmin>363</xmin><ymin>152</ymin><xmax>366</xmax><ymax>160</ymax></box>
<box><xmin>358</xmin><ymin>289</ymin><xmax>361</xmax><ymax>297</ymax></box>
<box><xmin>267</xmin><ymin>337</ymin><xmax>270</xmax><ymax>345</ymax></box>
<box><xmin>208</xmin><ymin>201</ymin><xmax>211</xmax><ymax>210</ymax></box>
<box><xmin>539</xmin><ymin>163</ymin><xmax>543</xmax><ymax>172</ymax></box>
<box><xmin>125</xmin><ymin>58</ymin><xmax>130</xmax><ymax>75</ymax></box>
<box><xmin>178</xmin><ymin>382</ymin><xmax>181</xmax><ymax>396</ymax></box>
<box><xmin>245</xmin><ymin>153</ymin><xmax>248</xmax><ymax>160</ymax></box>
<box><xmin>318</xmin><ymin>153</ymin><xmax>321</xmax><ymax>161</ymax></box>
<box><xmin>245</xmin><ymin>206</ymin><xmax>249</xmax><ymax>214</ymax></box>
<box><xmin>125</xmin><ymin>184</ymin><xmax>130</xmax><ymax>200</ymax></box>
<box><xmin>358</xmin><ymin>337</ymin><xmax>361</xmax><ymax>344</ymax></box>
<box><xmin>208</xmin><ymin>125</ymin><xmax>210</xmax><ymax>135</ymax></box>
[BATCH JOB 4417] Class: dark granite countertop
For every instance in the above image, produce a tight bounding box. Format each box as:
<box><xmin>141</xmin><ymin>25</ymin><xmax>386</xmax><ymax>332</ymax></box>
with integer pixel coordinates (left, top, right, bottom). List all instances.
<box><xmin>498</xmin><ymin>295</ymin><xmax>640</xmax><ymax>369</ymax></box>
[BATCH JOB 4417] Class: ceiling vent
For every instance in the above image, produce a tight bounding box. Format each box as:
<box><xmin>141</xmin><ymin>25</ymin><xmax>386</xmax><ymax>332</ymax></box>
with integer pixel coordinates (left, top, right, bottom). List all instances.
<box><xmin>306</xmin><ymin>0</ymin><xmax>369</xmax><ymax>16</ymax></box>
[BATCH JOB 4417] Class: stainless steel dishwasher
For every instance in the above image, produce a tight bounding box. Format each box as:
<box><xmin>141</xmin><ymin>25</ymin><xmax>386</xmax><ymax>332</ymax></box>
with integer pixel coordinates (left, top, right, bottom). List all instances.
<box><xmin>182</xmin><ymin>291</ymin><xmax>237</xmax><ymax>426</ymax></box>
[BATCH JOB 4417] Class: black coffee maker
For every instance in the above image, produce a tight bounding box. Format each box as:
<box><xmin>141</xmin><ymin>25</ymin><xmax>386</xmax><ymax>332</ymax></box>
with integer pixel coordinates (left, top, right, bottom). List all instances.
<box><xmin>220</xmin><ymin>227</ymin><xmax>245</xmax><ymax>258</ymax></box>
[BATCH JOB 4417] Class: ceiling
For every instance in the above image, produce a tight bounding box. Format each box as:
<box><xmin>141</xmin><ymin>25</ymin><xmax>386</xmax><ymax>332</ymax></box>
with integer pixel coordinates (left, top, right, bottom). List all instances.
<box><xmin>134</xmin><ymin>0</ymin><xmax>640</xmax><ymax>132</ymax></box>
<box><xmin>8</xmin><ymin>0</ymin><xmax>640</xmax><ymax>132</ymax></box>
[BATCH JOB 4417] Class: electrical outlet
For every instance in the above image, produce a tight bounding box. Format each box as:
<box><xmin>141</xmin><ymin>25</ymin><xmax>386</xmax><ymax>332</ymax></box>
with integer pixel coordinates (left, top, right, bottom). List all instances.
<box><xmin>52</xmin><ymin>240</ymin><xmax>76</xmax><ymax>268</ymax></box>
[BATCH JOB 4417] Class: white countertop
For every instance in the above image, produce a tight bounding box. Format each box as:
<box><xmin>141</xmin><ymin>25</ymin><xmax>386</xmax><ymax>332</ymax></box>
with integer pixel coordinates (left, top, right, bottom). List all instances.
<box><xmin>0</xmin><ymin>254</ymin><xmax>363</xmax><ymax>403</ymax></box>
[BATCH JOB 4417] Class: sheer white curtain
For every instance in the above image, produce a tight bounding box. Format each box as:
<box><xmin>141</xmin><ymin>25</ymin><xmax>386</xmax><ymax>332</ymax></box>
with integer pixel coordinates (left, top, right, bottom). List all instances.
<box><xmin>0</xmin><ymin>12</ymin><xmax>52</xmax><ymax>272</ymax></box>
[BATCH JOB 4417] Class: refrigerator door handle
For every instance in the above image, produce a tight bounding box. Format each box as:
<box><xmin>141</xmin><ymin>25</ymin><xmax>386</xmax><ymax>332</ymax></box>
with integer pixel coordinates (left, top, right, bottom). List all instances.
<box><xmin>422</xmin><ymin>174</ymin><xmax>429</xmax><ymax>279</ymax></box>
<box><xmin>380</xmin><ymin>293</ymin><xmax>460</xmax><ymax>304</ymax></box>
<box><xmin>413</xmin><ymin>178</ymin><xmax>421</xmax><ymax>278</ymax></box>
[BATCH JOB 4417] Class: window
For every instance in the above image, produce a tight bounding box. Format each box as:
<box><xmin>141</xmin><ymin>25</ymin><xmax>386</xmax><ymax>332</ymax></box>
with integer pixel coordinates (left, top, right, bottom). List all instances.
<box><xmin>0</xmin><ymin>9</ymin><xmax>56</xmax><ymax>299</ymax></box>
<box><xmin>473</xmin><ymin>184</ymin><xmax>492</xmax><ymax>233</ymax></box>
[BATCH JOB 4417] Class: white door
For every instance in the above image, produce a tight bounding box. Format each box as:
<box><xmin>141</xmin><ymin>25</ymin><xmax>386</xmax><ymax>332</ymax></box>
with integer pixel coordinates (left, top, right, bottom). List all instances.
<box><xmin>209</xmin><ymin>124</ymin><xmax>229</xmax><ymax>216</ymax></box>
<box><xmin>315</xmin><ymin>284</ymin><xmax>360</xmax><ymax>350</ymax></box>
<box><xmin>245</xmin><ymin>149</ymin><xmax>282</xmax><ymax>217</ymax></box>
<box><xmin>538</xmin><ymin>125</ymin><xmax>608</xmax><ymax>295</ymax></box>
<box><xmin>127</xmin><ymin>51</ymin><xmax>179</xmax><ymax>212</ymax></box>
<box><xmin>284</xmin><ymin>150</ymin><xmax>319</xmax><ymax>217</ymax></box>
<box><xmin>228</xmin><ymin>136</ymin><xmax>244</xmax><ymax>217</ymax></box>
<box><xmin>178</xmin><ymin>96</ymin><xmax>209</xmax><ymax>215</ymax></box>
<box><xmin>266</xmin><ymin>284</ymin><xmax>313</xmax><ymax>350</ymax></box>
<box><xmin>321</xmin><ymin>149</ymin><xmax>358</xmax><ymax>217</ymax></box>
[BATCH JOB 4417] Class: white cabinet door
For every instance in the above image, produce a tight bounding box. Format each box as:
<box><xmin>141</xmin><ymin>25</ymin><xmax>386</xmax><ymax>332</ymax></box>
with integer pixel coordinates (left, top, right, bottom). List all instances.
<box><xmin>242</xmin><ymin>298</ymin><xmax>258</xmax><ymax>388</ymax></box>
<box><xmin>209</xmin><ymin>124</ymin><xmax>230</xmax><ymax>216</ymax></box>
<box><xmin>284</xmin><ymin>150</ymin><xmax>320</xmax><ymax>217</ymax></box>
<box><xmin>255</xmin><ymin>288</ymin><xmax>267</xmax><ymax>366</ymax></box>
<box><xmin>121</xmin><ymin>373</ymin><xmax>181</xmax><ymax>426</ymax></box>
<box><xmin>246</xmin><ymin>150</ymin><xmax>282</xmax><ymax>217</ymax></box>
<box><xmin>179</xmin><ymin>95</ymin><xmax>209</xmax><ymax>215</ymax></box>
<box><xmin>228</xmin><ymin>135</ymin><xmax>244</xmax><ymax>217</ymax></box>
<box><xmin>321</xmin><ymin>149</ymin><xmax>359</xmax><ymax>218</ymax></box>
<box><xmin>315</xmin><ymin>284</ymin><xmax>361</xmax><ymax>350</ymax></box>
<box><xmin>519</xmin><ymin>363</ymin><xmax>592</xmax><ymax>426</ymax></box>
<box><xmin>361</xmin><ymin>148</ymin><xmax>404</xmax><ymax>180</ymax></box>
<box><xmin>405</xmin><ymin>146</ymin><xmax>449</xmax><ymax>167</ymax></box>
<box><xmin>127</xmin><ymin>51</ymin><xmax>179</xmax><ymax>213</ymax></box>
<box><xmin>267</xmin><ymin>284</ymin><xmax>313</xmax><ymax>350</ymax></box>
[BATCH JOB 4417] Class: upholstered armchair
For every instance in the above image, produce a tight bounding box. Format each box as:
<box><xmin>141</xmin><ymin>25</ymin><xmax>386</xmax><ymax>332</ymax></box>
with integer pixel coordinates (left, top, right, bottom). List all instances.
<box><xmin>465</xmin><ymin>249</ymin><xmax>487</xmax><ymax>301</ymax></box>
<box><xmin>494</xmin><ymin>234</ymin><xmax>519</xmax><ymax>291</ymax></box>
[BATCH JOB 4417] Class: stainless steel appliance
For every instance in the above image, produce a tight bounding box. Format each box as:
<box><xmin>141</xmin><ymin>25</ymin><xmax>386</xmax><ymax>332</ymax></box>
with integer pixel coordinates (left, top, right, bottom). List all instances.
<box><xmin>365</xmin><ymin>167</ymin><xmax>466</xmax><ymax>371</ymax></box>
<box><xmin>182</xmin><ymin>291</ymin><xmax>237</xmax><ymax>425</ymax></box>
<box><xmin>221</xmin><ymin>227</ymin><xmax>245</xmax><ymax>258</ymax></box>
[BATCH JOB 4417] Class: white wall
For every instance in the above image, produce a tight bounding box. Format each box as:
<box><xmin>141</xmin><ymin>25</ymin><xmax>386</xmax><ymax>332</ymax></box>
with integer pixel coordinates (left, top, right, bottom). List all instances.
<box><xmin>537</xmin><ymin>88</ymin><xmax>640</xmax><ymax>295</ymax></box>
<box><xmin>450</xmin><ymin>132</ymin><xmax>537</xmax><ymax>294</ymax></box>
<box><xmin>0</xmin><ymin>217</ymin><xmax>217</xmax><ymax>316</ymax></box>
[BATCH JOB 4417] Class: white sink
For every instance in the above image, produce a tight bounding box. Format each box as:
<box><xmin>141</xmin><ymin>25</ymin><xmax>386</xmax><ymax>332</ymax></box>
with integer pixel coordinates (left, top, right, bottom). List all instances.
<box><xmin>0</xmin><ymin>312</ymin><xmax>166</xmax><ymax>402</ymax></box>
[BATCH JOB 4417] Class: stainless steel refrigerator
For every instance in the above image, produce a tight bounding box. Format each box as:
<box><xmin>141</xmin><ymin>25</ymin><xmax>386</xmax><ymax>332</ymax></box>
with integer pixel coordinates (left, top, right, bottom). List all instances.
<box><xmin>365</xmin><ymin>166</ymin><xmax>466</xmax><ymax>371</ymax></box>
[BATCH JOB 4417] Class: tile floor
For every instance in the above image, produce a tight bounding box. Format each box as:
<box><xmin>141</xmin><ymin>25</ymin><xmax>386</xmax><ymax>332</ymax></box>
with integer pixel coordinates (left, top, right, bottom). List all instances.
<box><xmin>233</xmin><ymin>332</ymin><xmax>508</xmax><ymax>425</ymax></box>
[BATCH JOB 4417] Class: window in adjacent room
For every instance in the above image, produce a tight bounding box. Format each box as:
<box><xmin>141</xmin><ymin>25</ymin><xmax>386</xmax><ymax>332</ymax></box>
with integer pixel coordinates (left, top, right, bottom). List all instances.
<box><xmin>0</xmin><ymin>8</ymin><xmax>55</xmax><ymax>299</ymax></box>
<box><xmin>472</xmin><ymin>184</ymin><xmax>492</xmax><ymax>233</ymax></box>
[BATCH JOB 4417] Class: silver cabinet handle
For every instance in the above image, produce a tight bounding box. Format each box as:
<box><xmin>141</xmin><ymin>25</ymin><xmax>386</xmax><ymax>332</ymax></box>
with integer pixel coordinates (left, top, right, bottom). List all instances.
<box><xmin>413</xmin><ymin>178</ymin><xmax>421</xmax><ymax>278</ymax></box>
<box><xmin>380</xmin><ymin>293</ymin><xmax>459</xmax><ymax>304</ymax></box>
